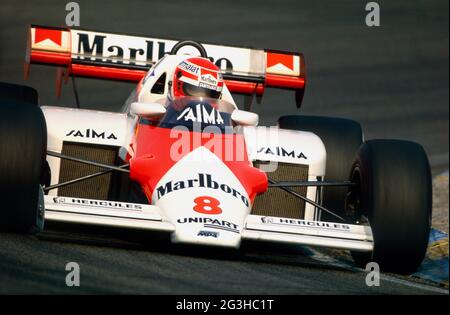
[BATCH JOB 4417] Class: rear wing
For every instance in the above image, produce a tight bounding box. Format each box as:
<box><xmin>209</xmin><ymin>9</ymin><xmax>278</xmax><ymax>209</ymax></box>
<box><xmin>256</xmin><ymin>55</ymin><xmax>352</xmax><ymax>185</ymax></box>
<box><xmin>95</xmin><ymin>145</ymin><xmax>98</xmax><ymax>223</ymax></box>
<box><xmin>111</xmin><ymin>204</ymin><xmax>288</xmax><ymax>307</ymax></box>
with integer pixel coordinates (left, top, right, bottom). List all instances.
<box><xmin>26</xmin><ymin>25</ymin><xmax>306</xmax><ymax>106</ymax></box>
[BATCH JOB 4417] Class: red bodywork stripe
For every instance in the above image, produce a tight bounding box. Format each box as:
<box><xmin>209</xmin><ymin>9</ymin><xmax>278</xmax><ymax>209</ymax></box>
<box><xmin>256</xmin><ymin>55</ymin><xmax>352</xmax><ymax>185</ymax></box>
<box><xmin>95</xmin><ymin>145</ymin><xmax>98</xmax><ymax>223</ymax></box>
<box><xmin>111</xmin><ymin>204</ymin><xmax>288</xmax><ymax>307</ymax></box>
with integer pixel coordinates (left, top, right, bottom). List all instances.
<box><xmin>30</xmin><ymin>51</ymin><xmax>71</xmax><ymax>66</ymax></box>
<box><xmin>129</xmin><ymin>125</ymin><xmax>268</xmax><ymax>204</ymax></box>
<box><xmin>224</xmin><ymin>80</ymin><xmax>265</xmax><ymax>96</ymax></box>
<box><xmin>71</xmin><ymin>64</ymin><xmax>147</xmax><ymax>82</ymax></box>
<box><xmin>266</xmin><ymin>74</ymin><xmax>305</xmax><ymax>90</ymax></box>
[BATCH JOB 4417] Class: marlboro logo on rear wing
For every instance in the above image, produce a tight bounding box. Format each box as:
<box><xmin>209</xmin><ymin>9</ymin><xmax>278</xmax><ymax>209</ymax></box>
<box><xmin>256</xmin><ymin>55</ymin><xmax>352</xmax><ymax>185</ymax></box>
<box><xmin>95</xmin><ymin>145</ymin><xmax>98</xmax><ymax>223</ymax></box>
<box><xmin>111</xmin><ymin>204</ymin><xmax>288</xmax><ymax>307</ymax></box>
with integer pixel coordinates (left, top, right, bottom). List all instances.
<box><xmin>26</xmin><ymin>25</ymin><xmax>306</xmax><ymax>106</ymax></box>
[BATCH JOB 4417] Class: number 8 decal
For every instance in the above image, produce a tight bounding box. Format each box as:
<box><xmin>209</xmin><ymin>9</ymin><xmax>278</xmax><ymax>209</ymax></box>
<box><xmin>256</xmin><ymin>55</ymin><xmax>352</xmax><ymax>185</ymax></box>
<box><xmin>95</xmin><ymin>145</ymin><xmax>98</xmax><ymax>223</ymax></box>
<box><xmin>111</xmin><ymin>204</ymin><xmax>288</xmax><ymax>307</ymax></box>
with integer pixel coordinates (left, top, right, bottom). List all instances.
<box><xmin>193</xmin><ymin>196</ymin><xmax>222</xmax><ymax>214</ymax></box>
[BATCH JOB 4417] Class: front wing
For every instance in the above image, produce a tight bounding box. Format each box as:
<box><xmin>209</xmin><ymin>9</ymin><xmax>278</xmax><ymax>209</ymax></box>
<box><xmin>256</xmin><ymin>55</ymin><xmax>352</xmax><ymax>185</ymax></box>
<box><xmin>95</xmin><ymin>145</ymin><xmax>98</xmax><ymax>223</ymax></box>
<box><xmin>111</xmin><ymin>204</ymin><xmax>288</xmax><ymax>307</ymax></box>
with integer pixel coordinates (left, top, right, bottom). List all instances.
<box><xmin>242</xmin><ymin>215</ymin><xmax>373</xmax><ymax>252</ymax></box>
<box><xmin>44</xmin><ymin>196</ymin><xmax>373</xmax><ymax>252</ymax></box>
<box><xmin>44</xmin><ymin>196</ymin><xmax>175</xmax><ymax>232</ymax></box>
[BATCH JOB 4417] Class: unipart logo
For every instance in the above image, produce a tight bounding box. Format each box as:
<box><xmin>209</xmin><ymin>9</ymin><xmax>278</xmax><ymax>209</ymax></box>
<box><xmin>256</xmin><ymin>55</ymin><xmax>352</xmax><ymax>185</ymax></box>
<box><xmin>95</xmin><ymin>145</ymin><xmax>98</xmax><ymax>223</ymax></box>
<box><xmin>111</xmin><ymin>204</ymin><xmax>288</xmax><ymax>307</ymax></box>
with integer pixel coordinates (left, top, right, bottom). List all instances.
<box><xmin>65</xmin><ymin>129</ymin><xmax>118</xmax><ymax>140</ymax></box>
<box><xmin>178</xmin><ymin>217</ymin><xmax>239</xmax><ymax>233</ymax></box>
<box><xmin>156</xmin><ymin>173</ymin><xmax>249</xmax><ymax>207</ymax></box>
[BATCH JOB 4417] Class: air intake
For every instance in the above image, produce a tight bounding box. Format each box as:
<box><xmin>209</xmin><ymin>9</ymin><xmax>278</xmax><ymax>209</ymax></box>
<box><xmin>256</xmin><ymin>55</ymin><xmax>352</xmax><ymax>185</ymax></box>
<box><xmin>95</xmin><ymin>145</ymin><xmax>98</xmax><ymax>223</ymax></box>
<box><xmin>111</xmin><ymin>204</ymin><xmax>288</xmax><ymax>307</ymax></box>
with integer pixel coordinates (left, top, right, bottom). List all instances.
<box><xmin>251</xmin><ymin>162</ymin><xmax>308</xmax><ymax>219</ymax></box>
<box><xmin>57</xmin><ymin>142</ymin><xmax>119</xmax><ymax>200</ymax></box>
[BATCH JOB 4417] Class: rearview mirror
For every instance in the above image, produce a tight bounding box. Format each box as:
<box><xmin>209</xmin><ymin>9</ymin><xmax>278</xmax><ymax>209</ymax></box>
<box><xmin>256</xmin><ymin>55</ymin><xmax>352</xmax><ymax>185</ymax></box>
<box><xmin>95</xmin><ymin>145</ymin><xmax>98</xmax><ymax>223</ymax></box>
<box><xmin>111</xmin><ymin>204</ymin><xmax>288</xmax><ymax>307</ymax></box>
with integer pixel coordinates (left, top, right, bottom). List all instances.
<box><xmin>131</xmin><ymin>102</ymin><xmax>166</xmax><ymax>117</ymax></box>
<box><xmin>231</xmin><ymin>110</ymin><xmax>259</xmax><ymax>126</ymax></box>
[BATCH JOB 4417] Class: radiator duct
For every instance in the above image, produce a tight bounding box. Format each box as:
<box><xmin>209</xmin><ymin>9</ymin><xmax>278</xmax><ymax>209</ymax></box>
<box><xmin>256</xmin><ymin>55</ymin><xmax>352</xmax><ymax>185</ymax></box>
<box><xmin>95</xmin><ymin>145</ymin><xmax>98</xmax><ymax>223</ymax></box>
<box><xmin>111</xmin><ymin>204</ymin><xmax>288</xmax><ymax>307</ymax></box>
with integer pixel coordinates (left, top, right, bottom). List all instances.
<box><xmin>251</xmin><ymin>162</ymin><xmax>309</xmax><ymax>219</ymax></box>
<box><xmin>57</xmin><ymin>142</ymin><xmax>119</xmax><ymax>200</ymax></box>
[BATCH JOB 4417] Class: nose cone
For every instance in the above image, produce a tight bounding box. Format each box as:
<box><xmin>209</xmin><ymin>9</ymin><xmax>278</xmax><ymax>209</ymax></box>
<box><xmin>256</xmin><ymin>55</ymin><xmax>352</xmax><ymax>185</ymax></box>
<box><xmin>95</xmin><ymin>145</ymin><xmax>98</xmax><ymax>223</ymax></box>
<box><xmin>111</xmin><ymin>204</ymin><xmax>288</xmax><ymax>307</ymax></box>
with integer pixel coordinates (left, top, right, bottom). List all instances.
<box><xmin>150</xmin><ymin>147</ymin><xmax>252</xmax><ymax>248</ymax></box>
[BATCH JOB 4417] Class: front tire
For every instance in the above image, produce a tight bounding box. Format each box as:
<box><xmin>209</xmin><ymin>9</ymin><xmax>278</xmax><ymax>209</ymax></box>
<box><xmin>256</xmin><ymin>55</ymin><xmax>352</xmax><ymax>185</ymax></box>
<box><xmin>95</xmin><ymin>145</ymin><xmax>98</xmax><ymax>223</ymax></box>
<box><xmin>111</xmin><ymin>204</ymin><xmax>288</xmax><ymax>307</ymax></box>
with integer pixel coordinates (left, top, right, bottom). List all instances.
<box><xmin>348</xmin><ymin>140</ymin><xmax>432</xmax><ymax>274</ymax></box>
<box><xmin>0</xmin><ymin>100</ymin><xmax>47</xmax><ymax>233</ymax></box>
<box><xmin>0</xmin><ymin>82</ymin><xmax>39</xmax><ymax>104</ymax></box>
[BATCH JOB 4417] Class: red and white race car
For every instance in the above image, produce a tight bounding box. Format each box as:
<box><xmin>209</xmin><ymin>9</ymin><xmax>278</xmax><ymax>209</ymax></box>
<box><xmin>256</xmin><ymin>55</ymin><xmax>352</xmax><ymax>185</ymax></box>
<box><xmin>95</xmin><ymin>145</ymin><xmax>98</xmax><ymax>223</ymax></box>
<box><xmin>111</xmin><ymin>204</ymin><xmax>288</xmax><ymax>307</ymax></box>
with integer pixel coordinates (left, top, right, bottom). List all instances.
<box><xmin>0</xmin><ymin>25</ymin><xmax>432</xmax><ymax>274</ymax></box>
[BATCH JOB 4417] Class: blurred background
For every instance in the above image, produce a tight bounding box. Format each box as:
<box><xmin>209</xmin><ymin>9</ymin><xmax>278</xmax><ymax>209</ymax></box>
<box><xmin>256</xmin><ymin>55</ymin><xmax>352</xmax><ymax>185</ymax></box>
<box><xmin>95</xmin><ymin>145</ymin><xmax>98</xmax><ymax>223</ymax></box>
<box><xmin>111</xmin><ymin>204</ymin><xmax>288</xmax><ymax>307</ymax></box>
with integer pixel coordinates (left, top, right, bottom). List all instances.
<box><xmin>1</xmin><ymin>0</ymin><xmax>448</xmax><ymax>173</ymax></box>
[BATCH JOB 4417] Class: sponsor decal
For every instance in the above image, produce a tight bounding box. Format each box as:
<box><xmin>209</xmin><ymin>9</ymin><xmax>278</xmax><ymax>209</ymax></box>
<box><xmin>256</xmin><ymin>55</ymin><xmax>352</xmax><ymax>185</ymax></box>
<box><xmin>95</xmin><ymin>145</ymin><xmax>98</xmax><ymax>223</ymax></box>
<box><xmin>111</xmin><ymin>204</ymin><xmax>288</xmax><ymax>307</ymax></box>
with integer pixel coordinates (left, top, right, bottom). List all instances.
<box><xmin>193</xmin><ymin>196</ymin><xmax>222</xmax><ymax>215</ymax></box>
<box><xmin>156</xmin><ymin>173</ymin><xmax>249</xmax><ymax>207</ymax></box>
<box><xmin>178</xmin><ymin>217</ymin><xmax>239</xmax><ymax>233</ymax></box>
<box><xmin>35</xmin><ymin>28</ymin><xmax>63</xmax><ymax>46</ymax></box>
<box><xmin>266</xmin><ymin>52</ymin><xmax>300</xmax><ymax>76</ymax></box>
<box><xmin>198</xmin><ymin>82</ymin><xmax>221</xmax><ymax>91</ymax></box>
<box><xmin>197</xmin><ymin>230</ymin><xmax>219</xmax><ymax>238</ymax></box>
<box><xmin>178</xmin><ymin>61</ymin><xmax>200</xmax><ymax>74</ymax></box>
<box><xmin>200</xmin><ymin>74</ymin><xmax>218</xmax><ymax>85</ymax></box>
<box><xmin>76</xmin><ymin>32</ymin><xmax>160</xmax><ymax>66</ymax></box>
<box><xmin>65</xmin><ymin>129</ymin><xmax>118</xmax><ymax>140</ymax></box>
<box><xmin>267</xmin><ymin>53</ymin><xmax>294</xmax><ymax>71</ymax></box>
<box><xmin>261</xmin><ymin>216</ymin><xmax>351</xmax><ymax>231</ymax></box>
<box><xmin>32</xmin><ymin>27</ymin><xmax>70</xmax><ymax>52</ymax></box>
<box><xmin>257</xmin><ymin>146</ymin><xmax>307</xmax><ymax>159</ymax></box>
<box><xmin>177</xmin><ymin>104</ymin><xmax>224</xmax><ymax>125</ymax></box>
<box><xmin>53</xmin><ymin>197</ymin><xmax>143</xmax><ymax>210</ymax></box>
<box><xmin>73</xmin><ymin>31</ymin><xmax>237</xmax><ymax>71</ymax></box>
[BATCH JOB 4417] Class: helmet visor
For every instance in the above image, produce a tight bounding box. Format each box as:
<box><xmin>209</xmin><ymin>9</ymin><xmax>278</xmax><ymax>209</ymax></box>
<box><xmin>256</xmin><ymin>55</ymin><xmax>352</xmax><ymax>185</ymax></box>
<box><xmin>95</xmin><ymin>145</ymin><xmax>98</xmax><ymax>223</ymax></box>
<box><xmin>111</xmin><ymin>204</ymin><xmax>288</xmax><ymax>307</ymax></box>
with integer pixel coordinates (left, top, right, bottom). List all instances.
<box><xmin>182</xmin><ymin>82</ymin><xmax>221</xmax><ymax>99</ymax></box>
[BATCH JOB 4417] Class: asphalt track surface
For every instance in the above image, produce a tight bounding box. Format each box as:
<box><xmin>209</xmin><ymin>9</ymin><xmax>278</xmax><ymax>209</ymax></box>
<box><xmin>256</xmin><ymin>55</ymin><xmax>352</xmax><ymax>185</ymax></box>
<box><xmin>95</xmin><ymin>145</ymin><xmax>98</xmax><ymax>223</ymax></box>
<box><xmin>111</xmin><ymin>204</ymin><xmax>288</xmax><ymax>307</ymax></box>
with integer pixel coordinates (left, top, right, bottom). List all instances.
<box><xmin>0</xmin><ymin>0</ymin><xmax>448</xmax><ymax>294</ymax></box>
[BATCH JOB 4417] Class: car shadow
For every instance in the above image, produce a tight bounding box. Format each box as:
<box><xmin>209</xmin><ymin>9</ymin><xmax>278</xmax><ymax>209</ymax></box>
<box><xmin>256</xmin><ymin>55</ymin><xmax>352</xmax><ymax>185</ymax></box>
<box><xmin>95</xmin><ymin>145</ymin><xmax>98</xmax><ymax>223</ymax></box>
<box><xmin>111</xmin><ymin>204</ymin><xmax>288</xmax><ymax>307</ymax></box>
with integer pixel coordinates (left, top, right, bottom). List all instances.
<box><xmin>38</xmin><ymin>222</ymin><xmax>354</xmax><ymax>273</ymax></box>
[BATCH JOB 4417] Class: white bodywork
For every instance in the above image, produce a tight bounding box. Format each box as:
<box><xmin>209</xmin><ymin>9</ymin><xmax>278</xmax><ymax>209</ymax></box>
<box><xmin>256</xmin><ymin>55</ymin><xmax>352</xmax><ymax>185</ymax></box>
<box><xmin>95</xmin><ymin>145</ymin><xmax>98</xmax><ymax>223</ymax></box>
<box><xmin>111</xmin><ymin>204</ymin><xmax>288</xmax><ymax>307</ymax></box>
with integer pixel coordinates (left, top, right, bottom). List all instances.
<box><xmin>244</xmin><ymin>126</ymin><xmax>326</xmax><ymax>220</ymax></box>
<box><xmin>42</xmin><ymin>53</ymin><xmax>374</xmax><ymax>252</ymax></box>
<box><xmin>43</xmin><ymin>106</ymin><xmax>134</xmax><ymax>195</ymax></box>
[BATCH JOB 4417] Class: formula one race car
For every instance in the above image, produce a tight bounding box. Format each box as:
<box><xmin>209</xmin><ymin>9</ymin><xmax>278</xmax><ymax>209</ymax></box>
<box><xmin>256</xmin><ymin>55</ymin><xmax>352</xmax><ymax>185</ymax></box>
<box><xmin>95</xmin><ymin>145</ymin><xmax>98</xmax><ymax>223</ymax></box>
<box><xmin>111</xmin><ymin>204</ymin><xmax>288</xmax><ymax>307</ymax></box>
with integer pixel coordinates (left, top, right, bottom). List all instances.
<box><xmin>0</xmin><ymin>25</ymin><xmax>432</xmax><ymax>274</ymax></box>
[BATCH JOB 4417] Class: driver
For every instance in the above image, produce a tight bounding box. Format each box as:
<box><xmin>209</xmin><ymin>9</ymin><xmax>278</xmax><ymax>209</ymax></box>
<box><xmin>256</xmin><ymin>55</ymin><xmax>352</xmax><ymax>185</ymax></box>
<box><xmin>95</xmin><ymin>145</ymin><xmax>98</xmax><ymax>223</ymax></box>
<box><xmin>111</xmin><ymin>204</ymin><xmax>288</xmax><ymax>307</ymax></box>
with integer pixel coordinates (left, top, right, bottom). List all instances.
<box><xmin>170</xmin><ymin>57</ymin><xmax>223</xmax><ymax>102</ymax></box>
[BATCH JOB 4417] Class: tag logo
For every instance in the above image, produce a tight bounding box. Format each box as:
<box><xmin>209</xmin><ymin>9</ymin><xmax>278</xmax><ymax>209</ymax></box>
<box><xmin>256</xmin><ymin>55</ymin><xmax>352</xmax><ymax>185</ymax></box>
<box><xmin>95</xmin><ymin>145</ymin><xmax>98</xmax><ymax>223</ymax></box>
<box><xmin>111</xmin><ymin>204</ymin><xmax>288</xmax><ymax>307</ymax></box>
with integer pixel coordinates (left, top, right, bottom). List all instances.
<box><xmin>197</xmin><ymin>230</ymin><xmax>219</xmax><ymax>238</ymax></box>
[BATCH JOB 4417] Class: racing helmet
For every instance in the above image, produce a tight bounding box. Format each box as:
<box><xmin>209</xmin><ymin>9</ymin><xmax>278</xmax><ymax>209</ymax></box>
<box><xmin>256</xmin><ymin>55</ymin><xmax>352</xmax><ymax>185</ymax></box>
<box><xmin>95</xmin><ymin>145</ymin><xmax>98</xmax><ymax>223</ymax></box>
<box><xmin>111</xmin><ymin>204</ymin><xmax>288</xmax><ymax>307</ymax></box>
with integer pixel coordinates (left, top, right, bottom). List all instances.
<box><xmin>172</xmin><ymin>57</ymin><xmax>223</xmax><ymax>99</ymax></box>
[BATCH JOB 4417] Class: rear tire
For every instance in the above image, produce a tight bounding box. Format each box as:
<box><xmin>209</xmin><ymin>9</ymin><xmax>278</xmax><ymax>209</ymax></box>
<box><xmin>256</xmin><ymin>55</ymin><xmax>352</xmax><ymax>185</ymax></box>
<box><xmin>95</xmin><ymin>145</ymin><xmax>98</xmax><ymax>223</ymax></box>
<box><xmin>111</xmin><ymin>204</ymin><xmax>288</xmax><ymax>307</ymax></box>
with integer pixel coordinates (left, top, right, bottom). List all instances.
<box><xmin>278</xmin><ymin>115</ymin><xmax>363</xmax><ymax>220</ymax></box>
<box><xmin>0</xmin><ymin>100</ymin><xmax>47</xmax><ymax>233</ymax></box>
<box><xmin>0</xmin><ymin>82</ymin><xmax>39</xmax><ymax>105</ymax></box>
<box><xmin>348</xmin><ymin>140</ymin><xmax>432</xmax><ymax>274</ymax></box>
